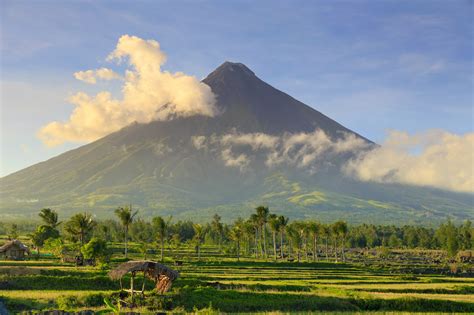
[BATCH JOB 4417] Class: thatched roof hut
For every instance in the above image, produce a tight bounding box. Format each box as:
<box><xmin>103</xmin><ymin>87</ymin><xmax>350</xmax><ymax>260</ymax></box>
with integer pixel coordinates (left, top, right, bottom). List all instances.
<box><xmin>0</xmin><ymin>240</ymin><xmax>30</xmax><ymax>260</ymax></box>
<box><xmin>109</xmin><ymin>260</ymin><xmax>179</xmax><ymax>295</ymax></box>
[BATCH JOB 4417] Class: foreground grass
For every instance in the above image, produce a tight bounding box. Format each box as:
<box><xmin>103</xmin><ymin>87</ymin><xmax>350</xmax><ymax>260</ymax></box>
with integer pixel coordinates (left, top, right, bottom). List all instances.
<box><xmin>0</xmin><ymin>248</ymin><xmax>473</xmax><ymax>313</ymax></box>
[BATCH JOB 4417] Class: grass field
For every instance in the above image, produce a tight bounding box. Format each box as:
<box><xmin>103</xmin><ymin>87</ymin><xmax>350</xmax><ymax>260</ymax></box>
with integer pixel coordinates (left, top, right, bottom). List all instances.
<box><xmin>1</xmin><ymin>243</ymin><xmax>473</xmax><ymax>314</ymax></box>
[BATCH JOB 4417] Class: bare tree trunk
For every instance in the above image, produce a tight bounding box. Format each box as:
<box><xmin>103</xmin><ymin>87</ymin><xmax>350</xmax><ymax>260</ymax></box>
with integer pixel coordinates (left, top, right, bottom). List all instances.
<box><xmin>342</xmin><ymin>237</ymin><xmax>346</xmax><ymax>262</ymax></box>
<box><xmin>263</xmin><ymin>224</ymin><xmax>267</xmax><ymax>258</ymax></box>
<box><xmin>325</xmin><ymin>237</ymin><xmax>329</xmax><ymax>261</ymax></box>
<box><xmin>280</xmin><ymin>230</ymin><xmax>284</xmax><ymax>259</ymax></box>
<box><xmin>305</xmin><ymin>236</ymin><xmax>308</xmax><ymax>261</ymax></box>
<box><xmin>160</xmin><ymin>236</ymin><xmax>164</xmax><ymax>262</ymax></box>
<box><xmin>273</xmin><ymin>231</ymin><xmax>277</xmax><ymax>260</ymax></box>
<box><xmin>313</xmin><ymin>235</ymin><xmax>317</xmax><ymax>262</ymax></box>
<box><xmin>255</xmin><ymin>228</ymin><xmax>259</xmax><ymax>259</ymax></box>
<box><xmin>125</xmin><ymin>226</ymin><xmax>128</xmax><ymax>258</ymax></box>
<box><xmin>334</xmin><ymin>237</ymin><xmax>338</xmax><ymax>263</ymax></box>
<box><xmin>237</xmin><ymin>240</ymin><xmax>240</xmax><ymax>261</ymax></box>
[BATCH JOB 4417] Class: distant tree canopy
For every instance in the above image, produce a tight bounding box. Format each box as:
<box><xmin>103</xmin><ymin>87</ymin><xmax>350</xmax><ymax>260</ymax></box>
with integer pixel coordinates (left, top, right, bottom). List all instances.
<box><xmin>16</xmin><ymin>206</ymin><xmax>474</xmax><ymax>261</ymax></box>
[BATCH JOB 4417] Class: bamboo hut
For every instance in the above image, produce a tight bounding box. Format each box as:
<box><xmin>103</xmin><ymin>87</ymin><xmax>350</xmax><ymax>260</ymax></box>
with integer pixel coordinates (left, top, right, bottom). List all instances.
<box><xmin>0</xmin><ymin>240</ymin><xmax>30</xmax><ymax>260</ymax></box>
<box><xmin>109</xmin><ymin>261</ymin><xmax>179</xmax><ymax>299</ymax></box>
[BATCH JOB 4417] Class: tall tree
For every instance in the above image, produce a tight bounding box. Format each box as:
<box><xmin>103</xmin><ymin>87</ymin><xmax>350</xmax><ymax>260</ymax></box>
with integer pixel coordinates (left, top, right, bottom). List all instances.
<box><xmin>335</xmin><ymin>221</ymin><xmax>348</xmax><ymax>262</ymax></box>
<box><xmin>39</xmin><ymin>208</ymin><xmax>61</xmax><ymax>229</ymax></box>
<box><xmin>256</xmin><ymin>206</ymin><xmax>269</xmax><ymax>258</ymax></box>
<box><xmin>250</xmin><ymin>214</ymin><xmax>260</xmax><ymax>258</ymax></box>
<box><xmin>308</xmin><ymin>221</ymin><xmax>320</xmax><ymax>261</ymax></box>
<box><xmin>268</xmin><ymin>214</ymin><xmax>280</xmax><ymax>260</ymax></box>
<box><xmin>193</xmin><ymin>224</ymin><xmax>205</xmax><ymax>260</ymax></box>
<box><xmin>114</xmin><ymin>205</ymin><xmax>138</xmax><ymax>258</ymax></box>
<box><xmin>278</xmin><ymin>216</ymin><xmax>289</xmax><ymax>258</ymax></box>
<box><xmin>211</xmin><ymin>214</ymin><xmax>224</xmax><ymax>253</ymax></box>
<box><xmin>153</xmin><ymin>216</ymin><xmax>168</xmax><ymax>262</ymax></box>
<box><xmin>65</xmin><ymin>213</ymin><xmax>96</xmax><ymax>246</ymax></box>
<box><xmin>321</xmin><ymin>224</ymin><xmax>330</xmax><ymax>261</ymax></box>
<box><xmin>229</xmin><ymin>218</ymin><xmax>244</xmax><ymax>261</ymax></box>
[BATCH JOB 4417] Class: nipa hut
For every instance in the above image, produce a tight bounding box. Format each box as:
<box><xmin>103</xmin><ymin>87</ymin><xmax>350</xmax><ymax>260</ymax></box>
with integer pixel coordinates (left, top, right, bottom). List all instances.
<box><xmin>0</xmin><ymin>240</ymin><xmax>30</xmax><ymax>260</ymax></box>
<box><xmin>109</xmin><ymin>261</ymin><xmax>179</xmax><ymax>298</ymax></box>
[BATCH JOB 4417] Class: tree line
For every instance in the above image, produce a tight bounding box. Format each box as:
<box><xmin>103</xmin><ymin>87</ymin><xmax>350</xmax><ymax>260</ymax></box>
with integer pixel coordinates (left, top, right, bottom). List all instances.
<box><xmin>1</xmin><ymin>206</ymin><xmax>472</xmax><ymax>262</ymax></box>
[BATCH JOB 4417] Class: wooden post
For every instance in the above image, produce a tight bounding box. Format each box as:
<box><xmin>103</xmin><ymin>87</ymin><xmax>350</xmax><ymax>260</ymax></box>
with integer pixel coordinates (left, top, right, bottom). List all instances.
<box><xmin>141</xmin><ymin>271</ymin><xmax>146</xmax><ymax>294</ymax></box>
<box><xmin>131</xmin><ymin>272</ymin><xmax>135</xmax><ymax>304</ymax></box>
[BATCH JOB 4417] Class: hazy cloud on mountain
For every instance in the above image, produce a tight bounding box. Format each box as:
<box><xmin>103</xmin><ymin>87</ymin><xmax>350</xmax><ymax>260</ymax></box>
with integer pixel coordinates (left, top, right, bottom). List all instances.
<box><xmin>344</xmin><ymin>130</ymin><xmax>474</xmax><ymax>193</ymax></box>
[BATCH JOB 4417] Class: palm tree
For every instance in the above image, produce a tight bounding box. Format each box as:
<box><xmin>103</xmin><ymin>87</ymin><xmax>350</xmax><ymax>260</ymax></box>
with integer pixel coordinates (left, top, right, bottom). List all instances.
<box><xmin>256</xmin><ymin>206</ymin><xmax>269</xmax><ymax>258</ymax></box>
<box><xmin>243</xmin><ymin>220</ymin><xmax>255</xmax><ymax>256</ymax></box>
<box><xmin>321</xmin><ymin>224</ymin><xmax>330</xmax><ymax>261</ymax></box>
<box><xmin>65</xmin><ymin>213</ymin><xmax>95</xmax><ymax>246</ymax></box>
<box><xmin>308</xmin><ymin>221</ymin><xmax>320</xmax><ymax>261</ymax></box>
<box><xmin>152</xmin><ymin>216</ymin><xmax>167</xmax><ymax>262</ymax></box>
<box><xmin>229</xmin><ymin>218</ymin><xmax>244</xmax><ymax>261</ymax></box>
<box><xmin>39</xmin><ymin>208</ymin><xmax>61</xmax><ymax>229</ymax></box>
<box><xmin>268</xmin><ymin>214</ymin><xmax>280</xmax><ymax>260</ymax></box>
<box><xmin>115</xmin><ymin>205</ymin><xmax>138</xmax><ymax>258</ymax></box>
<box><xmin>193</xmin><ymin>224</ymin><xmax>205</xmax><ymax>260</ymax></box>
<box><xmin>250</xmin><ymin>214</ymin><xmax>260</xmax><ymax>258</ymax></box>
<box><xmin>331</xmin><ymin>222</ymin><xmax>340</xmax><ymax>262</ymax></box>
<box><xmin>211</xmin><ymin>214</ymin><xmax>224</xmax><ymax>253</ymax></box>
<box><xmin>334</xmin><ymin>221</ymin><xmax>348</xmax><ymax>262</ymax></box>
<box><xmin>287</xmin><ymin>223</ymin><xmax>302</xmax><ymax>262</ymax></box>
<box><xmin>278</xmin><ymin>216</ymin><xmax>289</xmax><ymax>258</ymax></box>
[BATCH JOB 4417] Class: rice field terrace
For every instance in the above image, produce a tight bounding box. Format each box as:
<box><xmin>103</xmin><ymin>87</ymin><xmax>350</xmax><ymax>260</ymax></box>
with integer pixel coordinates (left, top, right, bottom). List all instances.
<box><xmin>1</xmin><ymin>243</ymin><xmax>473</xmax><ymax>314</ymax></box>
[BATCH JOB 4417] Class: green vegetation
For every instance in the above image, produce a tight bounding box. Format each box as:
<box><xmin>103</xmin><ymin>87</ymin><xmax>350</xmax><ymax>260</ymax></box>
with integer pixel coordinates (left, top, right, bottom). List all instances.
<box><xmin>0</xmin><ymin>207</ymin><xmax>473</xmax><ymax>313</ymax></box>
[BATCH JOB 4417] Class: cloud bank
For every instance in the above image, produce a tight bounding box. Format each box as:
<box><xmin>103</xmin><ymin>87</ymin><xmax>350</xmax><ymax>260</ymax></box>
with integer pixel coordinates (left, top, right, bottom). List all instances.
<box><xmin>194</xmin><ymin>129</ymin><xmax>370</xmax><ymax>173</ymax></box>
<box><xmin>344</xmin><ymin>130</ymin><xmax>474</xmax><ymax>193</ymax></box>
<box><xmin>193</xmin><ymin>129</ymin><xmax>473</xmax><ymax>193</ymax></box>
<box><xmin>39</xmin><ymin>35</ymin><xmax>217</xmax><ymax>146</ymax></box>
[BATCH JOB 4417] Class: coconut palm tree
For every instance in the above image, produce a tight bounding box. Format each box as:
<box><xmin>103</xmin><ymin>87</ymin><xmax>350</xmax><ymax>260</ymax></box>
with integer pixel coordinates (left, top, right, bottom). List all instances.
<box><xmin>256</xmin><ymin>206</ymin><xmax>269</xmax><ymax>258</ymax></box>
<box><xmin>334</xmin><ymin>221</ymin><xmax>348</xmax><ymax>262</ymax></box>
<box><xmin>243</xmin><ymin>219</ymin><xmax>255</xmax><ymax>256</ymax></box>
<box><xmin>152</xmin><ymin>216</ymin><xmax>167</xmax><ymax>262</ymax></box>
<box><xmin>250</xmin><ymin>214</ymin><xmax>260</xmax><ymax>258</ymax></box>
<box><xmin>211</xmin><ymin>214</ymin><xmax>224</xmax><ymax>253</ymax></box>
<box><xmin>115</xmin><ymin>205</ymin><xmax>138</xmax><ymax>258</ymax></box>
<box><xmin>193</xmin><ymin>224</ymin><xmax>205</xmax><ymax>260</ymax></box>
<box><xmin>307</xmin><ymin>221</ymin><xmax>320</xmax><ymax>261</ymax></box>
<box><xmin>268</xmin><ymin>214</ymin><xmax>280</xmax><ymax>260</ymax></box>
<box><xmin>321</xmin><ymin>224</ymin><xmax>330</xmax><ymax>261</ymax></box>
<box><xmin>278</xmin><ymin>215</ymin><xmax>289</xmax><ymax>258</ymax></box>
<box><xmin>65</xmin><ymin>213</ymin><xmax>96</xmax><ymax>246</ymax></box>
<box><xmin>39</xmin><ymin>208</ymin><xmax>61</xmax><ymax>229</ymax></box>
<box><xmin>229</xmin><ymin>218</ymin><xmax>244</xmax><ymax>261</ymax></box>
<box><xmin>331</xmin><ymin>222</ymin><xmax>340</xmax><ymax>262</ymax></box>
<box><xmin>287</xmin><ymin>223</ymin><xmax>302</xmax><ymax>262</ymax></box>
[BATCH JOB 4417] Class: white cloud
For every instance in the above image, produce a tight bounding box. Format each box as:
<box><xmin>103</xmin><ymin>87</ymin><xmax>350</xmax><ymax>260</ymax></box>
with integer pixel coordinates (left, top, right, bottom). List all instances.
<box><xmin>191</xmin><ymin>135</ymin><xmax>207</xmax><ymax>150</ymax></box>
<box><xmin>74</xmin><ymin>67</ymin><xmax>121</xmax><ymax>84</ymax></box>
<box><xmin>344</xmin><ymin>130</ymin><xmax>474</xmax><ymax>193</ymax></box>
<box><xmin>221</xmin><ymin>148</ymin><xmax>250</xmax><ymax>171</ymax></box>
<box><xmin>220</xmin><ymin>132</ymin><xmax>279</xmax><ymax>150</ymax></box>
<box><xmin>196</xmin><ymin>129</ymin><xmax>370</xmax><ymax>173</ymax></box>
<box><xmin>39</xmin><ymin>35</ymin><xmax>217</xmax><ymax>146</ymax></box>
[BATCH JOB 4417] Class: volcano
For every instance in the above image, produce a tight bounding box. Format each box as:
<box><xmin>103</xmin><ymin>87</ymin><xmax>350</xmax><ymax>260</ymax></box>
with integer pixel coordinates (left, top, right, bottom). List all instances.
<box><xmin>1</xmin><ymin>62</ymin><xmax>472</xmax><ymax>223</ymax></box>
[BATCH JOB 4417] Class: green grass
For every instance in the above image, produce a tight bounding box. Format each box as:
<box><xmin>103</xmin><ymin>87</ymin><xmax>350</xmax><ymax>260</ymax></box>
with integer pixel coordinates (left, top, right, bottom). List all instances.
<box><xmin>0</xmin><ymin>245</ymin><xmax>473</xmax><ymax>313</ymax></box>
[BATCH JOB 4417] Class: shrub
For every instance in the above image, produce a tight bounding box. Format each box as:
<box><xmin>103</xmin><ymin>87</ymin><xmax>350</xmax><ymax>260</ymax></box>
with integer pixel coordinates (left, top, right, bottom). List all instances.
<box><xmin>57</xmin><ymin>295</ymin><xmax>80</xmax><ymax>310</ymax></box>
<box><xmin>82</xmin><ymin>293</ymin><xmax>106</xmax><ymax>307</ymax></box>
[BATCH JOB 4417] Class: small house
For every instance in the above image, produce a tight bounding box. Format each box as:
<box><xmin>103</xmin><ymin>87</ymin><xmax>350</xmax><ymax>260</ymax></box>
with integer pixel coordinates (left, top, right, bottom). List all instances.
<box><xmin>0</xmin><ymin>240</ymin><xmax>31</xmax><ymax>260</ymax></box>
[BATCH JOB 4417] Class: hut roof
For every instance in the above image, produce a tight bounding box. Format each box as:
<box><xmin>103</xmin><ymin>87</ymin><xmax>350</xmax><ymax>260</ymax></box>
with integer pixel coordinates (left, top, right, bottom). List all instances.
<box><xmin>108</xmin><ymin>260</ymin><xmax>179</xmax><ymax>281</ymax></box>
<box><xmin>0</xmin><ymin>240</ymin><xmax>30</xmax><ymax>253</ymax></box>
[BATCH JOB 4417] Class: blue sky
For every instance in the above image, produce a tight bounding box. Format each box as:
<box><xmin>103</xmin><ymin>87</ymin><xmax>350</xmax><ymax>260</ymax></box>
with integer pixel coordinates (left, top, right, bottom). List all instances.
<box><xmin>1</xmin><ymin>0</ymin><xmax>472</xmax><ymax>176</ymax></box>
